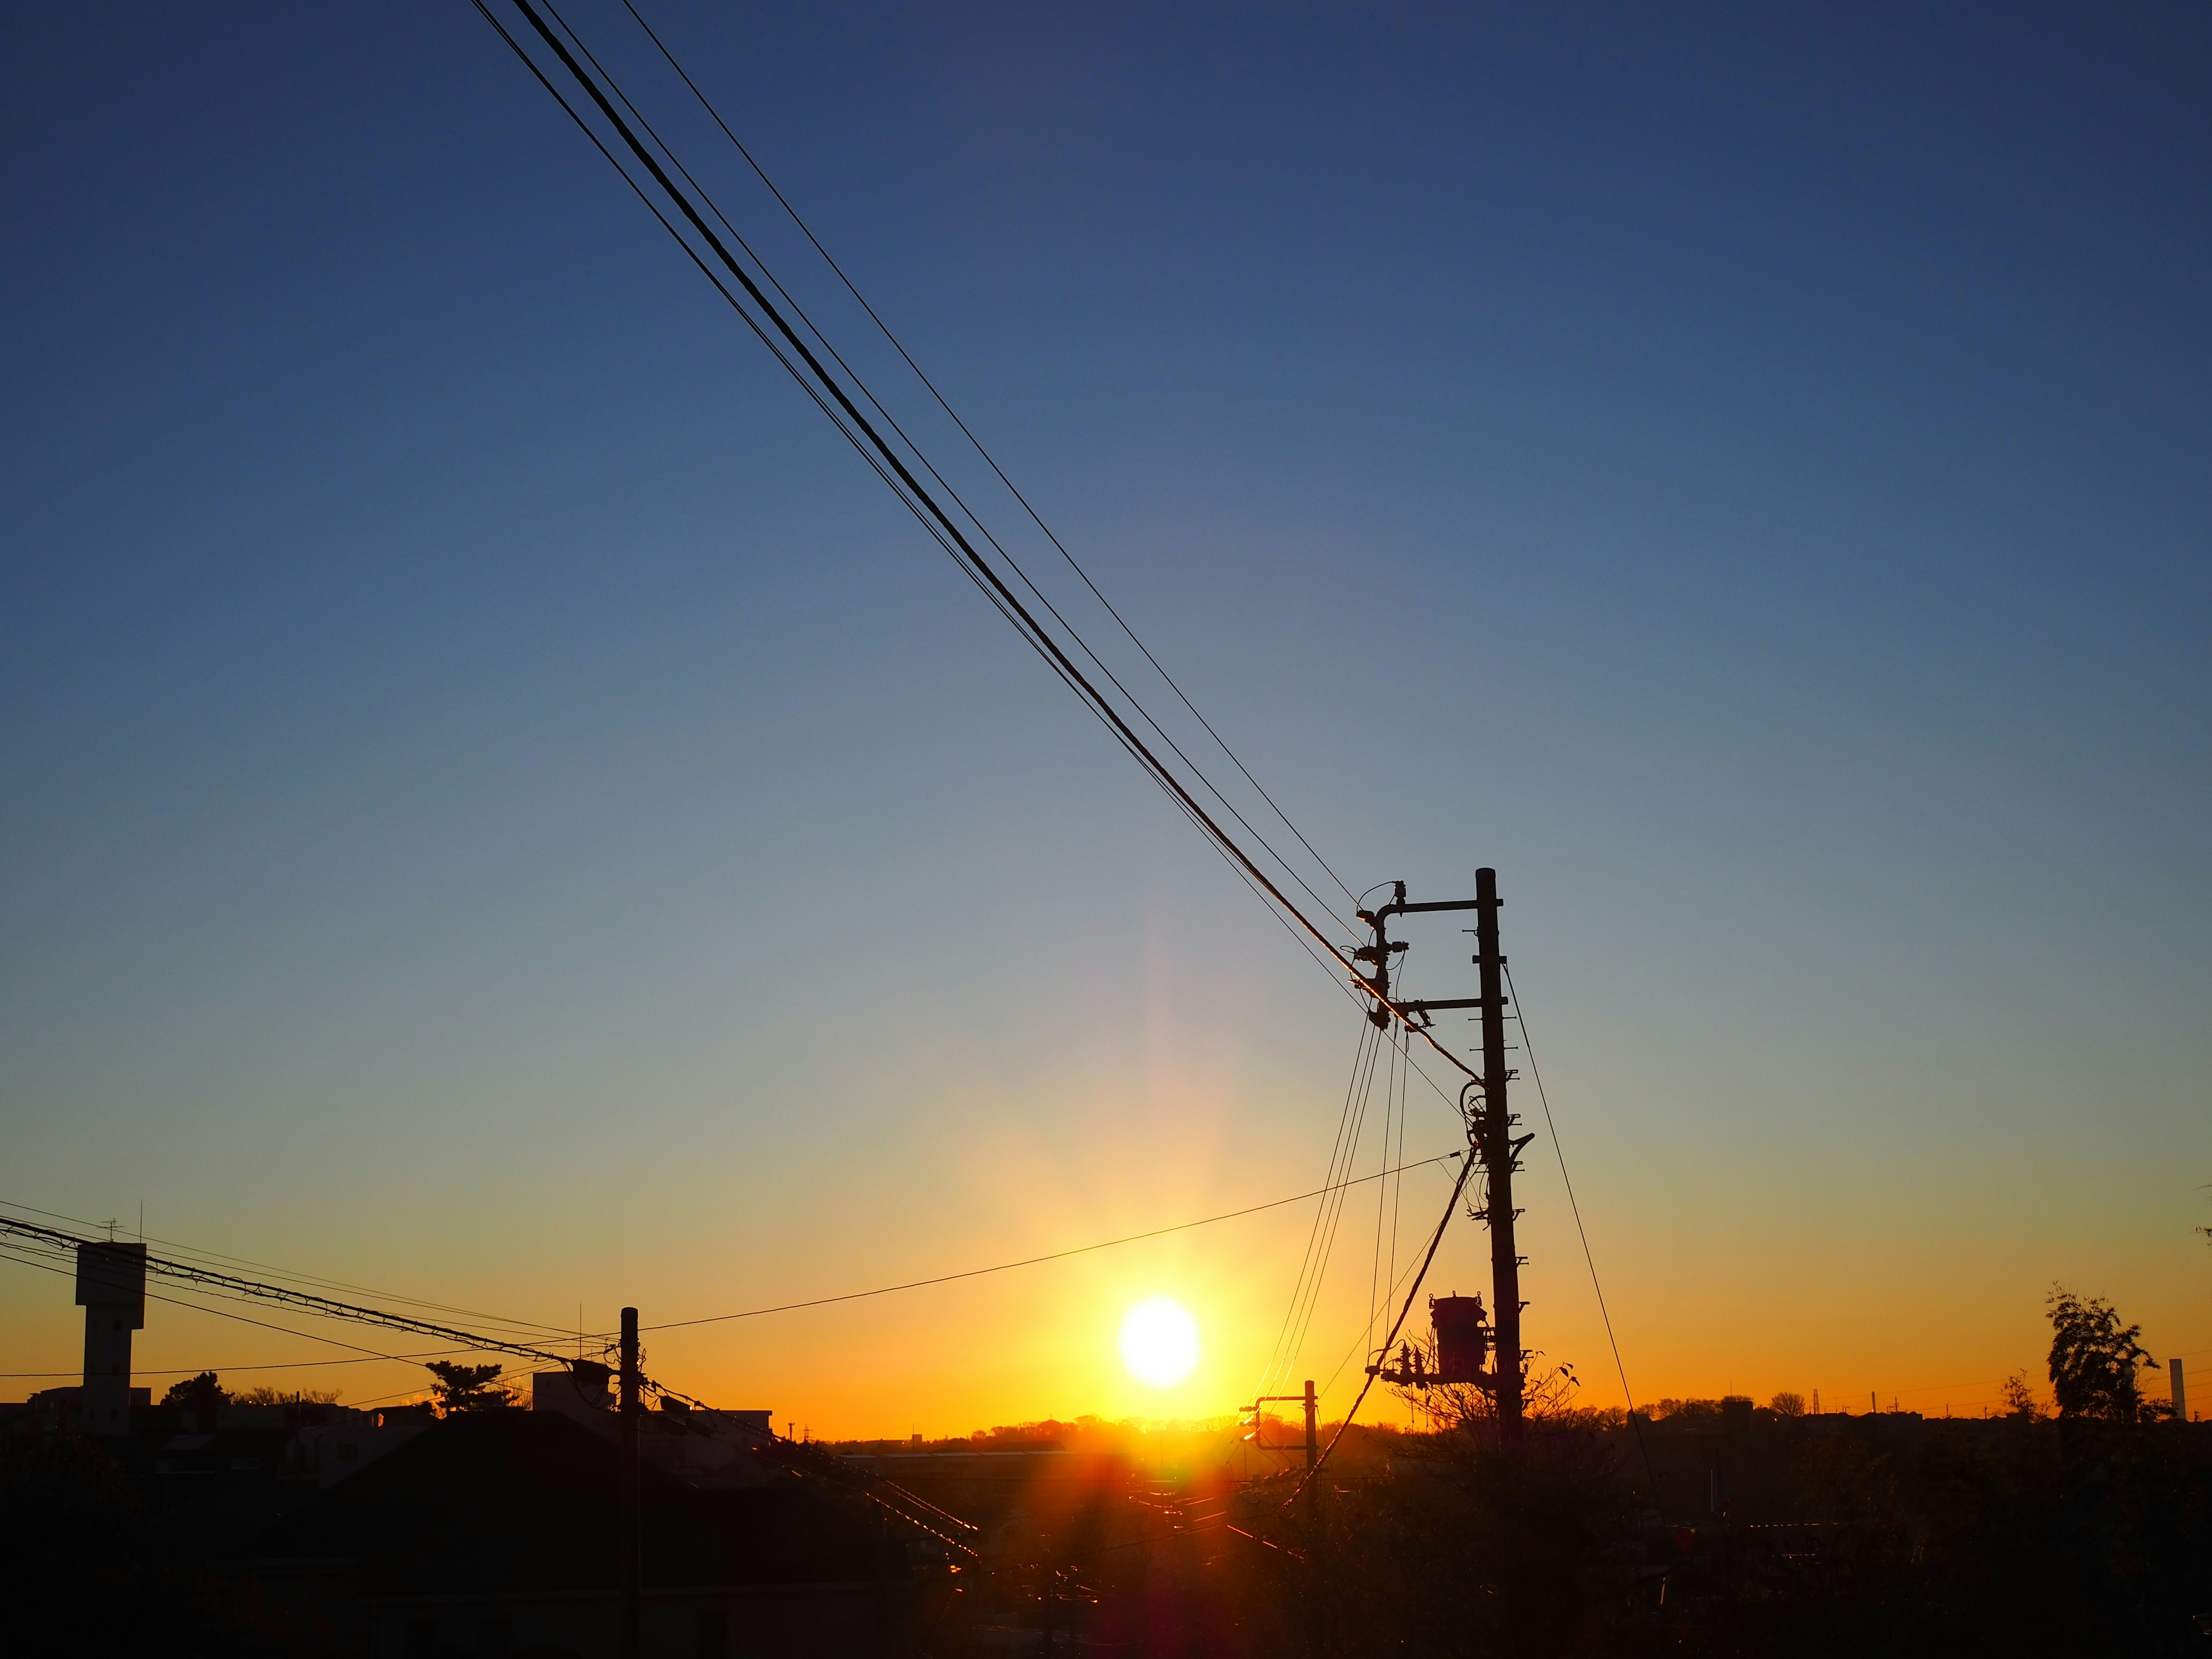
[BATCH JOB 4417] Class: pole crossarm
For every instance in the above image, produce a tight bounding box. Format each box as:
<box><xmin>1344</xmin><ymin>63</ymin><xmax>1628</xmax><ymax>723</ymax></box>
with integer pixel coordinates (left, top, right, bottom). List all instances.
<box><xmin>1369</xmin><ymin>899</ymin><xmax>1482</xmax><ymax>920</ymax></box>
<box><xmin>0</xmin><ymin>1215</ymin><xmax>577</xmax><ymax>1369</ymax></box>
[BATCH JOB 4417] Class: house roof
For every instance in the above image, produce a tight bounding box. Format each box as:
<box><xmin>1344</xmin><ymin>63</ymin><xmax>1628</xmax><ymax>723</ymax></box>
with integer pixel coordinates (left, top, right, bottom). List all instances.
<box><xmin>230</xmin><ymin>1410</ymin><xmax>906</xmax><ymax>1594</ymax></box>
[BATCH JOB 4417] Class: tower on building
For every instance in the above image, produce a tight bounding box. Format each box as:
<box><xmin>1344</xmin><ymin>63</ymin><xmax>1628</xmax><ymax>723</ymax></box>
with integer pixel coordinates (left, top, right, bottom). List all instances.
<box><xmin>76</xmin><ymin>1241</ymin><xmax>146</xmax><ymax>1435</ymax></box>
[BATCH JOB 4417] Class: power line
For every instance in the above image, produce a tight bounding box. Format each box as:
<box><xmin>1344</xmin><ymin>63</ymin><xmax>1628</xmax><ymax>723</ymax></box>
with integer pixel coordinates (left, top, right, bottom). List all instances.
<box><xmin>1505</xmin><ymin>963</ymin><xmax>1657</xmax><ymax>1495</ymax></box>
<box><xmin>636</xmin><ymin>1146</ymin><xmax>1464</xmax><ymax>1334</ymax></box>
<box><xmin>1317</xmin><ymin>1166</ymin><xmax>1454</xmax><ymax>1407</ymax></box>
<box><xmin>1503</xmin><ymin>964</ymin><xmax>1638</xmax><ymax>1416</ymax></box>
<box><xmin>0</xmin><ymin>1239</ymin><xmax>425</xmax><ymax>1362</ymax></box>
<box><xmin>0</xmin><ymin>1196</ymin><xmax>573</xmax><ymax>1339</ymax></box>
<box><xmin>3</xmin><ymin>1140</ymin><xmax>1465</xmax><ymax>1388</ymax></box>
<box><xmin>522</xmin><ymin>0</ymin><xmax>1347</xmax><ymax>942</ymax></box>
<box><xmin>547</xmin><ymin>0</ymin><xmax>1357</xmax><ymax>944</ymax></box>
<box><xmin>471</xmin><ymin>0</ymin><xmax>1478</xmax><ymax>1079</ymax></box>
<box><xmin>1255</xmin><ymin>1017</ymin><xmax>1378</xmax><ymax>1400</ymax></box>
<box><xmin>0</xmin><ymin>1346</ymin><xmax>490</xmax><ymax>1381</ymax></box>
<box><xmin>1368</xmin><ymin>1021</ymin><xmax>1406</xmax><ymax>1355</ymax></box>
<box><xmin>616</xmin><ymin>0</ymin><xmax>1361</xmax><ymax>915</ymax></box>
<box><xmin>1274</xmin><ymin>1014</ymin><xmax>1390</xmax><ymax>1394</ymax></box>
<box><xmin>0</xmin><ymin>1215</ymin><xmax>575</xmax><ymax>1367</ymax></box>
<box><xmin>1290</xmin><ymin>1141</ymin><xmax>1478</xmax><ymax>1503</ymax></box>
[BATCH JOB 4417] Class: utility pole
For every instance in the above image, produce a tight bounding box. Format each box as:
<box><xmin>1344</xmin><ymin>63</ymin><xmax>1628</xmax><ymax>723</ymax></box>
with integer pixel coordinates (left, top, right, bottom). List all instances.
<box><xmin>619</xmin><ymin>1306</ymin><xmax>641</xmax><ymax>1659</ymax></box>
<box><xmin>1362</xmin><ymin>871</ymin><xmax>1528</xmax><ymax>1439</ymax></box>
<box><xmin>1471</xmin><ymin>868</ymin><xmax>1525</xmax><ymax>1434</ymax></box>
<box><xmin>1303</xmin><ymin>1378</ymin><xmax>1320</xmax><ymax>1658</ymax></box>
<box><xmin>1238</xmin><ymin>1382</ymin><xmax>1324</xmax><ymax>1656</ymax></box>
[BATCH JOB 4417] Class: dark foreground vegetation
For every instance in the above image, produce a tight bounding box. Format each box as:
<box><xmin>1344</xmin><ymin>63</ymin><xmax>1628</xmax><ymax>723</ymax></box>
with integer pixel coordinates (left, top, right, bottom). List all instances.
<box><xmin>896</xmin><ymin>1288</ymin><xmax>2212</xmax><ymax>1656</ymax></box>
<box><xmin>5</xmin><ymin>1287</ymin><xmax>2205</xmax><ymax>1655</ymax></box>
<box><xmin>0</xmin><ymin>1428</ymin><xmax>327</xmax><ymax>1657</ymax></box>
<box><xmin>876</xmin><ymin>1405</ymin><xmax>2212</xmax><ymax>1657</ymax></box>
<box><xmin>1293</xmin><ymin>1411</ymin><xmax>2210</xmax><ymax>1657</ymax></box>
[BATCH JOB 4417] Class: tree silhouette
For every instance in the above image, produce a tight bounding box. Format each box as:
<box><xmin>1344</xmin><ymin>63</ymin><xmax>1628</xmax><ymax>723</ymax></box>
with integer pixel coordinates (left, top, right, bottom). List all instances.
<box><xmin>424</xmin><ymin>1361</ymin><xmax>514</xmax><ymax>1415</ymax></box>
<box><xmin>233</xmin><ymin>1384</ymin><xmax>339</xmax><ymax>1407</ymax></box>
<box><xmin>2046</xmin><ymin>1286</ymin><xmax>2153</xmax><ymax>1422</ymax></box>
<box><xmin>159</xmin><ymin>1372</ymin><xmax>227</xmax><ymax>1419</ymax></box>
<box><xmin>1998</xmin><ymin>1370</ymin><xmax>2044</xmax><ymax>1421</ymax></box>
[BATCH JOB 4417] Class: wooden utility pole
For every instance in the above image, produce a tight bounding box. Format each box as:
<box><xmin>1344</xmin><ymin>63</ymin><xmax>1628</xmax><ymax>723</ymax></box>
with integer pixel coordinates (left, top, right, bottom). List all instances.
<box><xmin>1303</xmin><ymin>1379</ymin><xmax>1320</xmax><ymax>1658</ymax></box>
<box><xmin>1238</xmin><ymin>1382</ymin><xmax>1325</xmax><ymax>1655</ymax></box>
<box><xmin>1472</xmin><ymin>868</ymin><xmax>1525</xmax><ymax>1435</ymax></box>
<box><xmin>1365</xmin><ymin>873</ymin><xmax>1527</xmax><ymax>1435</ymax></box>
<box><xmin>619</xmin><ymin>1306</ymin><xmax>641</xmax><ymax>1659</ymax></box>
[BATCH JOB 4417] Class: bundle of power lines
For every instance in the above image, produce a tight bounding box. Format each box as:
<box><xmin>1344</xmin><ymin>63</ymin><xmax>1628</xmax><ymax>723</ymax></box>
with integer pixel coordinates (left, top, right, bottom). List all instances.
<box><xmin>468</xmin><ymin>0</ymin><xmax>1480</xmax><ymax>1078</ymax></box>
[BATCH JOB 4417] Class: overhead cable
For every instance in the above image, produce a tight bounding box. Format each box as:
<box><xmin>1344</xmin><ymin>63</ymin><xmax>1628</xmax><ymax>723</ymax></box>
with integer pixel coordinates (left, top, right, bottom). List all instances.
<box><xmin>469</xmin><ymin>0</ymin><xmax>1477</xmax><ymax>1078</ymax></box>
<box><xmin>635</xmin><ymin>1146</ymin><xmax>1464</xmax><ymax>1334</ymax></box>
<box><xmin>0</xmin><ymin>1196</ymin><xmax>573</xmax><ymax>1339</ymax></box>
<box><xmin>0</xmin><ymin>1215</ymin><xmax>575</xmax><ymax>1368</ymax></box>
<box><xmin>1505</xmin><ymin>962</ymin><xmax>1655</xmax><ymax>1493</ymax></box>
<box><xmin>1287</xmin><ymin>1134</ymin><xmax>1478</xmax><ymax>1505</ymax></box>
<box><xmin>1253</xmin><ymin>1016</ymin><xmax>1378</xmax><ymax>1400</ymax></box>
<box><xmin>540</xmin><ymin>0</ymin><xmax>1354</xmax><ymax>941</ymax></box>
<box><xmin>617</xmin><ymin>0</ymin><xmax>1362</xmax><ymax>915</ymax></box>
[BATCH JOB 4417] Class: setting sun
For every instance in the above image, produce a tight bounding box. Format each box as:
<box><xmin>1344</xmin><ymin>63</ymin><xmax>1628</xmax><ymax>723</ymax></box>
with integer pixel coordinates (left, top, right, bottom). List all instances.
<box><xmin>1118</xmin><ymin>1296</ymin><xmax>1201</xmax><ymax>1388</ymax></box>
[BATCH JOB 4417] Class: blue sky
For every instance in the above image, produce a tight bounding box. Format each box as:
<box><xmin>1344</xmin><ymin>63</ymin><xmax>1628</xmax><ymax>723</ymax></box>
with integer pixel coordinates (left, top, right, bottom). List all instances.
<box><xmin>3</xmin><ymin>2</ymin><xmax>2207</xmax><ymax>1429</ymax></box>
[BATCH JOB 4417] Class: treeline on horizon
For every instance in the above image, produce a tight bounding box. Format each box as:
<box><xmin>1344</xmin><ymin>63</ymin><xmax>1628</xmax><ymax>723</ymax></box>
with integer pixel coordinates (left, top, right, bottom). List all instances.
<box><xmin>881</xmin><ymin>1285</ymin><xmax>2211</xmax><ymax>1656</ymax></box>
<box><xmin>1200</xmin><ymin>1284</ymin><xmax>2211</xmax><ymax>1658</ymax></box>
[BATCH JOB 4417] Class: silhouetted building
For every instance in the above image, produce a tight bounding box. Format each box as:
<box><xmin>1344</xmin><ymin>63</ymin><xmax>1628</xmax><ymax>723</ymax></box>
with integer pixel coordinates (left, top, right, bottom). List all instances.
<box><xmin>18</xmin><ymin>1381</ymin><xmax>151</xmax><ymax>1433</ymax></box>
<box><xmin>531</xmin><ymin>1368</ymin><xmax>779</xmax><ymax>1487</ymax></box>
<box><xmin>224</xmin><ymin>1410</ymin><xmax>908</xmax><ymax>1657</ymax></box>
<box><xmin>75</xmin><ymin>1240</ymin><xmax>146</xmax><ymax>1435</ymax></box>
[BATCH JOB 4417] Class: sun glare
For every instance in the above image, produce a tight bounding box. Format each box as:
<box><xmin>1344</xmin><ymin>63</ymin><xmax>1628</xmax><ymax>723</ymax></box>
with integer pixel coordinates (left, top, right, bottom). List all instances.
<box><xmin>1119</xmin><ymin>1296</ymin><xmax>1200</xmax><ymax>1388</ymax></box>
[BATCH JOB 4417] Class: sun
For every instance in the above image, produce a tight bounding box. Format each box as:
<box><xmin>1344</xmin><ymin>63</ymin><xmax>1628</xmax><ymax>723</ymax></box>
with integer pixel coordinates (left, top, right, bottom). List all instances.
<box><xmin>1119</xmin><ymin>1296</ymin><xmax>1201</xmax><ymax>1389</ymax></box>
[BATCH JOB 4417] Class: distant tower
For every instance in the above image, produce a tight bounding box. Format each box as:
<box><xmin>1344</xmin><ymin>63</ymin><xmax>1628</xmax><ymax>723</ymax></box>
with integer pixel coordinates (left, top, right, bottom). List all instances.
<box><xmin>76</xmin><ymin>1241</ymin><xmax>146</xmax><ymax>1435</ymax></box>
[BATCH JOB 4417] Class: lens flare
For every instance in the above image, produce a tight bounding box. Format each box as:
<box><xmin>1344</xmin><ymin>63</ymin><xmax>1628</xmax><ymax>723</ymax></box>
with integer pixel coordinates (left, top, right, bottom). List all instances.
<box><xmin>1119</xmin><ymin>1296</ymin><xmax>1201</xmax><ymax>1388</ymax></box>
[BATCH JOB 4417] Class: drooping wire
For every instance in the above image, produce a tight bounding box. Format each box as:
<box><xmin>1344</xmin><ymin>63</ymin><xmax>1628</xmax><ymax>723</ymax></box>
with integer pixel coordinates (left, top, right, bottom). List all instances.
<box><xmin>1286</xmin><ymin>1030</ymin><xmax>1384</xmax><ymax>1380</ymax></box>
<box><xmin>0</xmin><ymin>1213</ymin><xmax>575</xmax><ymax>1368</ymax></box>
<box><xmin>616</xmin><ymin>0</ymin><xmax>1361</xmax><ymax>915</ymax></box>
<box><xmin>634</xmin><ymin>1145</ymin><xmax>1463</xmax><ymax>1334</ymax></box>
<box><xmin>1504</xmin><ymin>961</ymin><xmax>1657</xmax><ymax>1494</ymax></box>
<box><xmin>1367</xmin><ymin>1017</ymin><xmax>1400</xmax><ymax>1357</ymax></box>
<box><xmin>0</xmin><ymin>1240</ymin><xmax>426</xmax><ymax>1362</ymax></box>
<box><xmin>1388</xmin><ymin>1021</ymin><xmax>1410</xmax><ymax>1330</ymax></box>
<box><xmin>0</xmin><ymin>1195</ymin><xmax>573</xmax><ymax>1339</ymax></box>
<box><xmin>0</xmin><ymin>1346</ymin><xmax>490</xmax><ymax>1381</ymax></box>
<box><xmin>1266</xmin><ymin>1014</ymin><xmax>1388</xmax><ymax>1398</ymax></box>
<box><xmin>533</xmin><ymin>0</ymin><xmax>1353</xmax><ymax>944</ymax></box>
<box><xmin>1264</xmin><ymin>1026</ymin><xmax>1372</xmax><ymax>1397</ymax></box>
<box><xmin>1252</xmin><ymin>1016</ymin><xmax>1376</xmax><ymax>1400</ymax></box>
<box><xmin>471</xmin><ymin>0</ymin><xmax>1482</xmax><ymax>1080</ymax></box>
<box><xmin>1287</xmin><ymin>1144</ymin><xmax>1479</xmax><ymax>1505</ymax></box>
<box><xmin>1317</xmin><ymin>1150</ymin><xmax>1450</xmax><ymax>1403</ymax></box>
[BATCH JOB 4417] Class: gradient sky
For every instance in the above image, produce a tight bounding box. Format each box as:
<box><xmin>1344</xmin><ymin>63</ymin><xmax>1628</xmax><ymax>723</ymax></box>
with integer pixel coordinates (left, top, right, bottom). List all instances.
<box><xmin>3</xmin><ymin>1</ymin><xmax>2208</xmax><ymax>1436</ymax></box>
